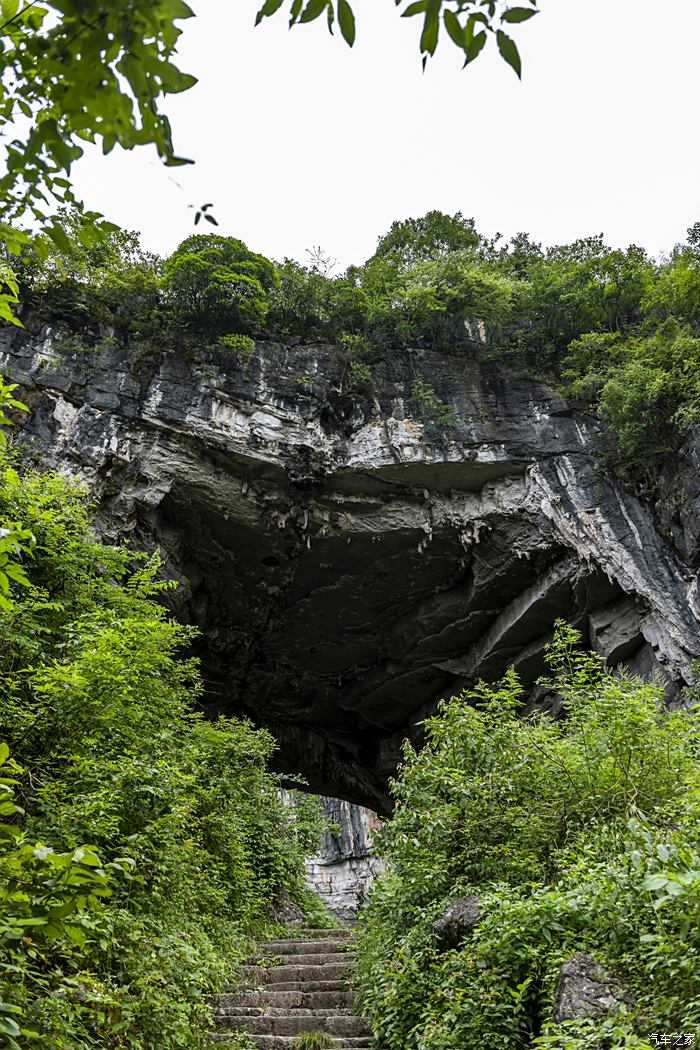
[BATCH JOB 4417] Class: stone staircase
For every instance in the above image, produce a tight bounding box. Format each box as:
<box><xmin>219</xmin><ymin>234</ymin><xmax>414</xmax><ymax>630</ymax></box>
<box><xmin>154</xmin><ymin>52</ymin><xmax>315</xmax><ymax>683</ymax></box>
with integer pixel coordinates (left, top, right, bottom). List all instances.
<box><xmin>212</xmin><ymin>928</ymin><xmax>373</xmax><ymax>1049</ymax></box>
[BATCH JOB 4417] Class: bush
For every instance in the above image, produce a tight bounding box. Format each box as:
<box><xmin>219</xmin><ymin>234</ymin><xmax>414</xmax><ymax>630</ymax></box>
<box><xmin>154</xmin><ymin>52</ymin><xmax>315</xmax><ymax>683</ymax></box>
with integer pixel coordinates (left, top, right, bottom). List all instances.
<box><xmin>0</xmin><ymin>450</ymin><xmax>325</xmax><ymax>1049</ymax></box>
<box><xmin>354</xmin><ymin>624</ymin><xmax>700</xmax><ymax>1050</ymax></box>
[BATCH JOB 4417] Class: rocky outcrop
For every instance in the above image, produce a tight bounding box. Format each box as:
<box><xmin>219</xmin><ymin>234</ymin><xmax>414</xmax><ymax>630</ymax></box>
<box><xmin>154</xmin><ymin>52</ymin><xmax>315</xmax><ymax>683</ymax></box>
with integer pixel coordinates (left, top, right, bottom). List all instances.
<box><xmin>553</xmin><ymin>952</ymin><xmax>626</xmax><ymax>1022</ymax></box>
<box><xmin>2</xmin><ymin>327</ymin><xmax>699</xmax><ymax>810</ymax></box>
<box><xmin>303</xmin><ymin>796</ymin><xmax>385</xmax><ymax>921</ymax></box>
<box><xmin>433</xmin><ymin>896</ymin><xmax>482</xmax><ymax>949</ymax></box>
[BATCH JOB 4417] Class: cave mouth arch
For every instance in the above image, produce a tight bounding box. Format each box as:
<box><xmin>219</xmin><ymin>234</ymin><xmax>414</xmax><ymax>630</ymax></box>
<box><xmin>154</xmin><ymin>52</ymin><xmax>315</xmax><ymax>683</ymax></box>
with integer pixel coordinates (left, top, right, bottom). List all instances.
<box><xmin>158</xmin><ymin>482</ymin><xmax>644</xmax><ymax>814</ymax></box>
<box><xmin>5</xmin><ymin>332</ymin><xmax>697</xmax><ymax>813</ymax></box>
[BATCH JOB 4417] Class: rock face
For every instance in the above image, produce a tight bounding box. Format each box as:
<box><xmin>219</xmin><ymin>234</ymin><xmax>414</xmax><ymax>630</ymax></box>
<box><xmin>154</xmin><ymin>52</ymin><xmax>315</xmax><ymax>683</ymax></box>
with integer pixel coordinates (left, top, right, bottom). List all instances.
<box><xmin>2</xmin><ymin>327</ymin><xmax>699</xmax><ymax>810</ymax></box>
<box><xmin>303</xmin><ymin>796</ymin><xmax>385</xmax><ymax>922</ymax></box>
<box><xmin>553</xmin><ymin>952</ymin><xmax>626</xmax><ymax>1022</ymax></box>
<box><xmin>433</xmin><ymin>896</ymin><xmax>482</xmax><ymax>949</ymax></box>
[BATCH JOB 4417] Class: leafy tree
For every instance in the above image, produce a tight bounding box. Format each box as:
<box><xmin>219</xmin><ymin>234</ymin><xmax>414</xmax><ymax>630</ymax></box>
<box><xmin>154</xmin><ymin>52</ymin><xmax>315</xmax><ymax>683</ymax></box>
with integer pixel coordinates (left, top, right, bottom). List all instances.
<box><xmin>642</xmin><ymin>244</ymin><xmax>700</xmax><ymax>329</ymax></box>
<box><xmin>519</xmin><ymin>237</ymin><xmax>654</xmax><ymax>363</ymax></box>
<box><xmin>13</xmin><ymin>209</ymin><xmax>163</xmax><ymax>335</ymax></box>
<box><xmin>266</xmin><ymin>259</ymin><xmax>367</xmax><ymax>342</ymax></box>
<box><xmin>369</xmin><ymin>211</ymin><xmax>483</xmax><ymax>266</ymax></box>
<box><xmin>162</xmin><ymin>234</ymin><xmax>278</xmax><ymax>338</ymax></box>
<box><xmin>396</xmin><ymin>251</ymin><xmax>517</xmax><ymax>348</ymax></box>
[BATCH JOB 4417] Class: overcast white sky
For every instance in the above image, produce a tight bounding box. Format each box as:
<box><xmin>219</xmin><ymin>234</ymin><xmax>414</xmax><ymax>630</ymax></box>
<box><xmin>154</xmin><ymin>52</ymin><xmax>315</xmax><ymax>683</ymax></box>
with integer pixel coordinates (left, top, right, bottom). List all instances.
<box><xmin>71</xmin><ymin>0</ymin><xmax>700</xmax><ymax>269</ymax></box>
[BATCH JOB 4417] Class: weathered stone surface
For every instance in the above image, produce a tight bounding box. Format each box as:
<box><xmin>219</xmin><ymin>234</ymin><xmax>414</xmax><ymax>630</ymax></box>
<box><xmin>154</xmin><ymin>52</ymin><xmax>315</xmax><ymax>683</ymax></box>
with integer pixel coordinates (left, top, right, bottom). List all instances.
<box><xmin>553</xmin><ymin>952</ymin><xmax>625</xmax><ymax>1022</ymax></box>
<box><xmin>2</xmin><ymin>328</ymin><xmax>699</xmax><ymax>809</ymax></box>
<box><xmin>432</xmin><ymin>896</ymin><xmax>482</xmax><ymax>949</ymax></box>
<box><xmin>302</xmin><ymin>796</ymin><xmax>385</xmax><ymax>921</ymax></box>
<box><xmin>270</xmin><ymin>890</ymin><xmax>306</xmax><ymax>927</ymax></box>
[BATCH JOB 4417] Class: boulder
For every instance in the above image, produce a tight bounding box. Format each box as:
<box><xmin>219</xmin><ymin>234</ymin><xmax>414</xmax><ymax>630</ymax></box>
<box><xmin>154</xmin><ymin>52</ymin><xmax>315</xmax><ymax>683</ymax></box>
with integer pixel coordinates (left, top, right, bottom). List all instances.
<box><xmin>553</xmin><ymin>952</ymin><xmax>625</xmax><ymax>1022</ymax></box>
<box><xmin>432</xmin><ymin>896</ymin><xmax>481</xmax><ymax>949</ymax></box>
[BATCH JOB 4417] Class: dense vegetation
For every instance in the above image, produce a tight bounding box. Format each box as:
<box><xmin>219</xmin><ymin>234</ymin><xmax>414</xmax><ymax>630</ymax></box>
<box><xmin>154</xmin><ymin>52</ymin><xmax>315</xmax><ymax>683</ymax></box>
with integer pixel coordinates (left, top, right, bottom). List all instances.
<box><xmin>10</xmin><ymin>209</ymin><xmax>700</xmax><ymax>477</ymax></box>
<box><xmin>0</xmin><ymin>381</ymin><xmax>327</xmax><ymax>1050</ymax></box>
<box><xmin>354</xmin><ymin>625</ymin><xmax>700</xmax><ymax>1050</ymax></box>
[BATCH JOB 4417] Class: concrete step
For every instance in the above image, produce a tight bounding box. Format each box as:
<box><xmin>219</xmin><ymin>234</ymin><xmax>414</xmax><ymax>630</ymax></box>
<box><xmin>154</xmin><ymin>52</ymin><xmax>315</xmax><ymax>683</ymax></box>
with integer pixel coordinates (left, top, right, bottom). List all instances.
<box><xmin>218</xmin><ymin>989</ymin><xmax>354</xmax><ymax>1010</ymax></box>
<box><xmin>239</xmin><ymin>962</ymin><xmax>351</xmax><ymax>985</ymax></box>
<box><xmin>216</xmin><ymin>1012</ymin><xmax>370</xmax><ymax>1036</ymax></box>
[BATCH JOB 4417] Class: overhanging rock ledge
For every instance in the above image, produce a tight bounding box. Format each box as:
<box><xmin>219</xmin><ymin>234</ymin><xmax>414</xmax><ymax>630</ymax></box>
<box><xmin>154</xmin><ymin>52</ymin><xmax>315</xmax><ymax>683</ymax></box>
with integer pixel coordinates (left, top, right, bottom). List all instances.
<box><xmin>3</xmin><ymin>329</ymin><xmax>699</xmax><ymax>811</ymax></box>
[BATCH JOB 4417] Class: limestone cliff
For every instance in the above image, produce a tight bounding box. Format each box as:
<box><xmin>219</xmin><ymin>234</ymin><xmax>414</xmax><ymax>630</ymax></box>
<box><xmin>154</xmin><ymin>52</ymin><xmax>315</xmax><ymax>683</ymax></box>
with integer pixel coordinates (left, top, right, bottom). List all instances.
<box><xmin>2</xmin><ymin>326</ymin><xmax>699</xmax><ymax>810</ymax></box>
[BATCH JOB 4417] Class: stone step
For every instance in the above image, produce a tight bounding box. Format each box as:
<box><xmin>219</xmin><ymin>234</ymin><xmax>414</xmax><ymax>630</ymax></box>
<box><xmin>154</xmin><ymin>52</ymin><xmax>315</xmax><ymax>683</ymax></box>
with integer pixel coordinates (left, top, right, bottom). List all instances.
<box><xmin>218</xmin><ymin>989</ymin><xmax>353</xmax><ymax>1010</ymax></box>
<box><xmin>216</xmin><ymin>1006</ymin><xmax>353</xmax><ymax>1018</ymax></box>
<box><xmin>256</xmin><ymin>939</ymin><xmax>351</xmax><ymax>955</ymax></box>
<box><xmin>216</xmin><ymin>1013</ymin><xmax>370</xmax><ymax>1037</ymax></box>
<box><xmin>247</xmin><ymin>952</ymin><xmax>350</xmax><ymax>968</ymax></box>
<box><xmin>239</xmin><ymin>962</ymin><xmax>351</xmax><ymax>984</ymax></box>
<box><xmin>216</xmin><ymin>1007</ymin><xmax>352</xmax><ymax>1016</ymax></box>
<box><xmin>286</xmin><ymin>928</ymin><xmax>351</xmax><ymax>938</ymax></box>
<box><xmin>210</xmin><ymin>1036</ymin><xmax>373</xmax><ymax>1048</ymax></box>
<box><xmin>235</xmin><ymin>979</ymin><xmax>349</xmax><ymax>993</ymax></box>
<box><xmin>257</xmin><ymin>928</ymin><xmax>350</xmax><ymax>944</ymax></box>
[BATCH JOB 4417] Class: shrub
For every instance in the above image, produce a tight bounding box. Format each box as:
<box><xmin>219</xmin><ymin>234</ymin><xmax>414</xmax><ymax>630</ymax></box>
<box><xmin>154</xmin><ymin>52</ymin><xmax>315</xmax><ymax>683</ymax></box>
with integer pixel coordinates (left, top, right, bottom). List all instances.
<box><xmin>0</xmin><ymin>450</ymin><xmax>325</xmax><ymax>1049</ymax></box>
<box><xmin>220</xmin><ymin>333</ymin><xmax>256</xmax><ymax>358</ymax></box>
<box><xmin>354</xmin><ymin>624</ymin><xmax>700</xmax><ymax>1050</ymax></box>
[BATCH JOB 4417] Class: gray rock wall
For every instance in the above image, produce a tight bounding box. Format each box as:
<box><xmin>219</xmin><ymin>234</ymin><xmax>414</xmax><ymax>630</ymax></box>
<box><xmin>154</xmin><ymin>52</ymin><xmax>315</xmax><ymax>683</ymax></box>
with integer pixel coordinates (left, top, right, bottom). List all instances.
<box><xmin>303</xmin><ymin>796</ymin><xmax>385</xmax><ymax>922</ymax></box>
<box><xmin>2</xmin><ymin>327</ymin><xmax>699</xmax><ymax>809</ymax></box>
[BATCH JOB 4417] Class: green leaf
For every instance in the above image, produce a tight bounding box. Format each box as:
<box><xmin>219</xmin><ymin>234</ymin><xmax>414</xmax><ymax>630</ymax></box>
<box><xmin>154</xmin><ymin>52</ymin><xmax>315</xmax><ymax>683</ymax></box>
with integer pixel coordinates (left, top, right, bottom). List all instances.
<box><xmin>443</xmin><ymin>10</ymin><xmax>465</xmax><ymax>48</ymax></box>
<box><xmin>337</xmin><ymin>0</ymin><xmax>355</xmax><ymax>45</ymax></box>
<box><xmin>0</xmin><ymin>743</ymin><xmax>9</xmax><ymax>765</ymax></box>
<box><xmin>401</xmin><ymin>0</ymin><xmax>427</xmax><ymax>16</ymax></box>
<box><xmin>643</xmin><ymin>874</ymin><xmax>669</xmax><ymax>891</ymax></box>
<box><xmin>46</xmin><ymin>224</ymin><xmax>71</xmax><ymax>254</ymax></box>
<box><xmin>464</xmin><ymin>29</ymin><xmax>487</xmax><ymax>63</ymax></box>
<box><xmin>299</xmin><ymin>0</ymin><xmax>329</xmax><ymax>24</ymax></box>
<box><xmin>502</xmin><ymin>6</ymin><xmax>538</xmax><ymax>22</ymax></box>
<box><xmin>255</xmin><ymin>0</ymin><xmax>284</xmax><ymax>21</ymax></box>
<box><xmin>496</xmin><ymin>29</ymin><xmax>521</xmax><ymax>77</ymax></box>
<box><xmin>420</xmin><ymin>0</ymin><xmax>441</xmax><ymax>56</ymax></box>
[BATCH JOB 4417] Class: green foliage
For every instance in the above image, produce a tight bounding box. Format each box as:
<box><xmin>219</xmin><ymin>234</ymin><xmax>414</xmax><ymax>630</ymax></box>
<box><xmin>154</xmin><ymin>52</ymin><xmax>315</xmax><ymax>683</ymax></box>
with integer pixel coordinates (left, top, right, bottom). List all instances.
<box><xmin>370</xmin><ymin>211</ymin><xmax>483</xmax><ymax>266</ymax></box>
<box><xmin>0</xmin><ymin>452</ymin><xmax>324</xmax><ymax>1049</ymax></box>
<box><xmin>220</xmin><ymin>333</ymin><xmax>257</xmax><ymax>358</ymax></box>
<box><xmin>258</xmin><ymin>0</ymin><xmax>539</xmax><ymax>74</ymax></box>
<box><xmin>12</xmin><ymin>209</ymin><xmax>163</xmax><ymax>340</ymax></box>
<box><xmin>347</xmin><ymin>359</ymin><xmax>373</xmax><ymax>390</ymax></box>
<box><xmin>565</xmin><ymin>319</ymin><xmax>700</xmax><ymax>465</ymax></box>
<box><xmin>354</xmin><ymin>624</ymin><xmax>700</xmax><ymax>1050</ymax></box>
<box><xmin>0</xmin><ymin>744</ymin><xmax>127</xmax><ymax>1050</ymax></box>
<box><xmin>0</xmin><ymin>0</ymin><xmax>198</xmax><ymax>333</ymax></box>
<box><xmin>290</xmin><ymin>1032</ymin><xmax>337</xmax><ymax>1049</ymax></box>
<box><xmin>410</xmin><ymin>376</ymin><xmax>458</xmax><ymax>427</ymax></box>
<box><xmin>0</xmin><ymin>268</ymin><xmax>21</xmax><ymax>329</ymax></box>
<box><xmin>162</xmin><ymin>234</ymin><xmax>278</xmax><ymax>338</ymax></box>
<box><xmin>13</xmin><ymin>211</ymin><xmax>700</xmax><ymax>476</ymax></box>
